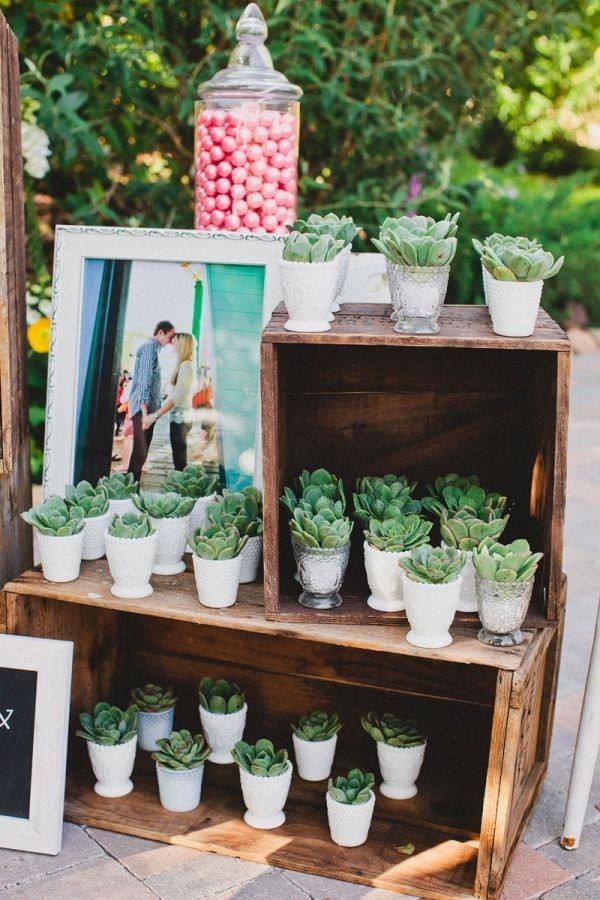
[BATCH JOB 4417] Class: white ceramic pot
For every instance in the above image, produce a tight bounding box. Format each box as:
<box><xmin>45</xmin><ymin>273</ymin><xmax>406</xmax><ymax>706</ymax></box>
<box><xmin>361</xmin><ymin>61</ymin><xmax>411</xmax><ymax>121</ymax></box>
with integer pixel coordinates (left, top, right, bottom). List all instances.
<box><xmin>377</xmin><ymin>740</ymin><xmax>427</xmax><ymax>799</ymax></box>
<box><xmin>326</xmin><ymin>790</ymin><xmax>375</xmax><ymax>847</ymax></box>
<box><xmin>87</xmin><ymin>736</ymin><xmax>137</xmax><ymax>797</ymax></box>
<box><xmin>199</xmin><ymin>703</ymin><xmax>247</xmax><ymax>764</ymax></box>
<box><xmin>192</xmin><ymin>553</ymin><xmax>242</xmax><ymax>608</ymax></box>
<box><xmin>37</xmin><ymin>530</ymin><xmax>84</xmax><ymax>583</ymax></box>
<box><xmin>487</xmin><ymin>278</ymin><xmax>543</xmax><ymax>337</ymax></box>
<box><xmin>156</xmin><ymin>763</ymin><xmax>204</xmax><ymax>812</ymax></box>
<box><xmin>363</xmin><ymin>541</ymin><xmax>409</xmax><ymax>612</ymax></box>
<box><xmin>82</xmin><ymin>509</ymin><xmax>112</xmax><ymax>560</ymax></box>
<box><xmin>481</xmin><ymin>261</ymin><xmax>491</xmax><ymax>306</ymax></box>
<box><xmin>108</xmin><ymin>497</ymin><xmax>137</xmax><ymax>517</ymax></box>
<box><xmin>331</xmin><ymin>245</ymin><xmax>351</xmax><ymax>313</ymax></box>
<box><xmin>189</xmin><ymin>493</ymin><xmax>217</xmax><ymax>536</ymax></box>
<box><xmin>279</xmin><ymin>257</ymin><xmax>340</xmax><ymax>332</ymax></box>
<box><xmin>105</xmin><ymin>531</ymin><xmax>157</xmax><ymax>599</ymax></box>
<box><xmin>401</xmin><ymin>573</ymin><xmax>462</xmax><ymax>648</ymax></box>
<box><xmin>137</xmin><ymin>707</ymin><xmax>175</xmax><ymax>752</ymax></box>
<box><xmin>440</xmin><ymin>543</ymin><xmax>477</xmax><ymax>613</ymax></box>
<box><xmin>293</xmin><ymin>733</ymin><xmax>337</xmax><ymax>781</ymax></box>
<box><xmin>151</xmin><ymin>514</ymin><xmax>190</xmax><ymax>575</ymax></box>
<box><xmin>239</xmin><ymin>535</ymin><xmax>263</xmax><ymax>584</ymax></box>
<box><xmin>239</xmin><ymin>763</ymin><xmax>293</xmax><ymax>829</ymax></box>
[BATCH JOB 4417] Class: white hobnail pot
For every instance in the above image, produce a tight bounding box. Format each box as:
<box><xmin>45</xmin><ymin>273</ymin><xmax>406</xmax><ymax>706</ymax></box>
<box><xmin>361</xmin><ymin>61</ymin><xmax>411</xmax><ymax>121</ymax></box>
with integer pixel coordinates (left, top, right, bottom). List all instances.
<box><xmin>377</xmin><ymin>740</ymin><xmax>427</xmax><ymax>799</ymax></box>
<box><xmin>331</xmin><ymin>245</ymin><xmax>351</xmax><ymax>313</ymax></box>
<box><xmin>487</xmin><ymin>278</ymin><xmax>543</xmax><ymax>337</ymax></box>
<box><xmin>156</xmin><ymin>763</ymin><xmax>204</xmax><ymax>812</ymax></box>
<box><xmin>108</xmin><ymin>497</ymin><xmax>137</xmax><ymax>517</ymax></box>
<box><xmin>293</xmin><ymin>734</ymin><xmax>337</xmax><ymax>781</ymax></box>
<box><xmin>239</xmin><ymin>763</ymin><xmax>293</xmax><ymax>829</ymax></box>
<box><xmin>192</xmin><ymin>553</ymin><xmax>242</xmax><ymax>608</ymax></box>
<box><xmin>137</xmin><ymin>707</ymin><xmax>175</xmax><ymax>752</ymax></box>
<box><xmin>280</xmin><ymin>257</ymin><xmax>340</xmax><ymax>333</ymax></box>
<box><xmin>87</xmin><ymin>737</ymin><xmax>137</xmax><ymax>797</ymax></box>
<box><xmin>37</xmin><ymin>530</ymin><xmax>84</xmax><ymax>583</ymax></box>
<box><xmin>105</xmin><ymin>531</ymin><xmax>157</xmax><ymax>599</ymax></box>
<box><xmin>239</xmin><ymin>535</ymin><xmax>263</xmax><ymax>584</ymax></box>
<box><xmin>189</xmin><ymin>493</ymin><xmax>217</xmax><ymax>536</ymax></box>
<box><xmin>481</xmin><ymin>261</ymin><xmax>491</xmax><ymax>306</ymax></box>
<box><xmin>151</xmin><ymin>514</ymin><xmax>190</xmax><ymax>575</ymax></box>
<box><xmin>440</xmin><ymin>543</ymin><xmax>477</xmax><ymax>613</ymax></box>
<box><xmin>363</xmin><ymin>541</ymin><xmax>409</xmax><ymax>612</ymax></box>
<box><xmin>199</xmin><ymin>703</ymin><xmax>247</xmax><ymax>764</ymax></box>
<box><xmin>326</xmin><ymin>790</ymin><xmax>375</xmax><ymax>847</ymax></box>
<box><xmin>401</xmin><ymin>573</ymin><xmax>462</xmax><ymax>648</ymax></box>
<box><xmin>82</xmin><ymin>510</ymin><xmax>112</xmax><ymax>560</ymax></box>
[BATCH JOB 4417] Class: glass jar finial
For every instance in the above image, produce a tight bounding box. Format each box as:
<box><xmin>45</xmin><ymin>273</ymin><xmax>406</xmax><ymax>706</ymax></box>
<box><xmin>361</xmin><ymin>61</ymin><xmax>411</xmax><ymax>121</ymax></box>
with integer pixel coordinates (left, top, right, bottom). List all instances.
<box><xmin>230</xmin><ymin>4</ymin><xmax>272</xmax><ymax>70</ymax></box>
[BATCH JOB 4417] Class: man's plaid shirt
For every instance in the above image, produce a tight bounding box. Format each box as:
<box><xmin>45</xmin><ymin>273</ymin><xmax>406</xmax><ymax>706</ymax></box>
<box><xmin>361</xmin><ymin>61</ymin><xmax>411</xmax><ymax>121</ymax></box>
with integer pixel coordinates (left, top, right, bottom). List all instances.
<box><xmin>128</xmin><ymin>337</ymin><xmax>162</xmax><ymax>416</ymax></box>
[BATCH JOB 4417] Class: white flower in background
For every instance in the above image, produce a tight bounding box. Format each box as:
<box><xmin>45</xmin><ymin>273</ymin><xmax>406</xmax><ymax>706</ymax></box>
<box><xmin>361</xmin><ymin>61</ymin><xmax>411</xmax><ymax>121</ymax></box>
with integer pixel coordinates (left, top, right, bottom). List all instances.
<box><xmin>21</xmin><ymin>121</ymin><xmax>51</xmax><ymax>178</ymax></box>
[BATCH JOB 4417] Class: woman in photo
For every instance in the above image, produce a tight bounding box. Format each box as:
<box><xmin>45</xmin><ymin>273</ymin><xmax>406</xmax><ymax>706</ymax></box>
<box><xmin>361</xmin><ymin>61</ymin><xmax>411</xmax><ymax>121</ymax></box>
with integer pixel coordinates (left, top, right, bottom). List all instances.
<box><xmin>145</xmin><ymin>332</ymin><xmax>196</xmax><ymax>470</ymax></box>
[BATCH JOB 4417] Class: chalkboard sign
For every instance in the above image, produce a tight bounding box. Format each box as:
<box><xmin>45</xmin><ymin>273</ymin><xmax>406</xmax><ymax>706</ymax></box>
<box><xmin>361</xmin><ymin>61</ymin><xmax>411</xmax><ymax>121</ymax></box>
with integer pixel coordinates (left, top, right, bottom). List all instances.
<box><xmin>0</xmin><ymin>668</ymin><xmax>38</xmax><ymax>818</ymax></box>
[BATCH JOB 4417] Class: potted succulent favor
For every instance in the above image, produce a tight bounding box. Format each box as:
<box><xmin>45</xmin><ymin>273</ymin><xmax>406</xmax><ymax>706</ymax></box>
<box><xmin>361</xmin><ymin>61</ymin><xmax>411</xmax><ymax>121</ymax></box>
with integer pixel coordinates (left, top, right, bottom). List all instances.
<box><xmin>162</xmin><ymin>463</ymin><xmax>218</xmax><ymax>535</ymax></box>
<box><xmin>152</xmin><ymin>730</ymin><xmax>210</xmax><ymax>812</ymax></box>
<box><xmin>440</xmin><ymin>508</ymin><xmax>508</xmax><ymax>613</ymax></box>
<box><xmin>353</xmin><ymin>474</ymin><xmax>422</xmax><ymax>523</ymax></box>
<box><xmin>206</xmin><ymin>487</ymin><xmax>263</xmax><ymax>583</ymax></box>
<box><xmin>21</xmin><ymin>496</ymin><xmax>85</xmax><ymax>582</ymax></box>
<box><xmin>399</xmin><ymin>545</ymin><xmax>466</xmax><ymax>648</ymax></box>
<box><xmin>372</xmin><ymin>213</ymin><xmax>459</xmax><ymax>334</ymax></box>
<box><xmin>292</xmin><ymin>213</ymin><xmax>359</xmax><ymax>312</ymax></box>
<box><xmin>362</xmin><ymin>513</ymin><xmax>432</xmax><ymax>612</ymax></box>
<box><xmin>362</xmin><ymin>712</ymin><xmax>426</xmax><ymax>799</ymax></box>
<box><xmin>76</xmin><ymin>701</ymin><xmax>138</xmax><ymax>797</ymax></box>
<box><xmin>131</xmin><ymin>683</ymin><xmax>177</xmax><ymax>752</ymax></box>
<box><xmin>473</xmin><ymin>538</ymin><xmax>543</xmax><ymax>646</ymax></box>
<box><xmin>105</xmin><ymin>513</ymin><xmax>157</xmax><ymax>599</ymax></box>
<box><xmin>198</xmin><ymin>676</ymin><xmax>247</xmax><ymax>763</ymax></box>
<box><xmin>232</xmin><ymin>739</ymin><xmax>293</xmax><ymax>829</ymax></box>
<box><xmin>98</xmin><ymin>472</ymin><xmax>139</xmax><ymax>517</ymax></box>
<box><xmin>292</xmin><ymin>710</ymin><xmax>342</xmax><ymax>781</ymax></box>
<box><xmin>473</xmin><ymin>234</ymin><xmax>564</xmax><ymax>337</ymax></box>
<box><xmin>279</xmin><ymin>231</ymin><xmax>345</xmax><ymax>333</ymax></box>
<box><xmin>326</xmin><ymin>769</ymin><xmax>375</xmax><ymax>847</ymax></box>
<box><xmin>133</xmin><ymin>491</ymin><xmax>195</xmax><ymax>575</ymax></box>
<box><xmin>65</xmin><ymin>480</ymin><xmax>111</xmax><ymax>560</ymax></box>
<box><xmin>188</xmin><ymin>525</ymin><xmax>248</xmax><ymax>608</ymax></box>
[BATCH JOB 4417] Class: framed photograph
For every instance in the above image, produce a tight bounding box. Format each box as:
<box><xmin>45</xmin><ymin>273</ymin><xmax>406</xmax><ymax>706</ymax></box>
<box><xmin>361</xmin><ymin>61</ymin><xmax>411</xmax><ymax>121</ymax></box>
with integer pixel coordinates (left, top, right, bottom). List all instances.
<box><xmin>43</xmin><ymin>226</ymin><xmax>284</xmax><ymax>497</ymax></box>
<box><xmin>0</xmin><ymin>634</ymin><xmax>73</xmax><ymax>854</ymax></box>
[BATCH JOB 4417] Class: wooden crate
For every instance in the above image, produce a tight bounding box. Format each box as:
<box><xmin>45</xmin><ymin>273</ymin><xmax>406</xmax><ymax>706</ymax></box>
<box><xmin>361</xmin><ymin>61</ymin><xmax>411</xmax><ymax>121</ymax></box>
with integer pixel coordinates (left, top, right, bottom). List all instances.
<box><xmin>261</xmin><ymin>303</ymin><xmax>569</xmax><ymax>624</ymax></box>
<box><xmin>2</xmin><ymin>565</ymin><xmax>566</xmax><ymax>900</ymax></box>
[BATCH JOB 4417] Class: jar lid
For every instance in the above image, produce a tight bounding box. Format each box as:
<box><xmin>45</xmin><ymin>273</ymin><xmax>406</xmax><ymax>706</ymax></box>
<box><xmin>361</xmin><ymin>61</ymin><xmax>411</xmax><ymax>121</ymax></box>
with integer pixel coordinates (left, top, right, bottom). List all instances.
<box><xmin>198</xmin><ymin>3</ymin><xmax>302</xmax><ymax>101</ymax></box>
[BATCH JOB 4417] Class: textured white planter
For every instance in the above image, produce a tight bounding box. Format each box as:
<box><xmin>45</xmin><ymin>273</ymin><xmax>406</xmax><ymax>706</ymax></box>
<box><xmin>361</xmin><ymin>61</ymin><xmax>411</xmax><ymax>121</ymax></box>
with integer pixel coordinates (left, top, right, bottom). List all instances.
<box><xmin>151</xmin><ymin>514</ymin><xmax>190</xmax><ymax>575</ymax></box>
<box><xmin>481</xmin><ymin>261</ymin><xmax>491</xmax><ymax>306</ymax></box>
<box><xmin>377</xmin><ymin>740</ymin><xmax>427</xmax><ymax>799</ymax></box>
<box><xmin>199</xmin><ymin>703</ymin><xmax>247</xmax><ymax>764</ymax></box>
<box><xmin>440</xmin><ymin>544</ymin><xmax>477</xmax><ymax>613</ymax></box>
<box><xmin>239</xmin><ymin>535</ymin><xmax>263</xmax><ymax>584</ymax></box>
<box><xmin>189</xmin><ymin>493</ymin><xmax>217</xmax><ymax>536</ymax></box>
<box><xmin>331</xmin><ymin>245</ymin><xmax>351</xmax><ymax>313</ymax></box>
<box><xmin>156</xmin><ymin>763</ymin><xmax>204</xmax><ymax>812</ymax></box>
<box><xmin>82</xmin><ymin>509</ymin><xmax>112</xmax><ymax>560</ymax></box>
<box><xmin>293</xmin><ymin>733</ymin><xmax>337</xmax><ymax>781</ymax></box>
<box><xmin>487</xmin><ymin>278</ymin><xmax>543</xmax><ymax>337</ymax></box>
<box><xmin>363</xmin><ymin>541</ymin><xmax>409</xmax><ymax>612</ymax></box>
<box><xmin>402</xmin><ymin>573</ymin><xmax>462</xmax><ymax>648</ymax></box>
<box><xmin>239</xmin><ymin>763</ymin><xmax>293</xmax><ymax>829</ymax></box>
<box><xmin>105</xmin><ymin>531</ymin><xmax>157</xmax><ymax>599</ymax></box>
<box><xmin>280</xmin><ymin>257</ymin><xmax>340</xmax><ymax>332</ymax></box>
<box><xmin>87</xmin><ymin>737</ymin><xmax>137</xmax><ymax>797</ymax></box>
<box><xmin>326</xmin><ymin>790</ymin><xmax>375</xmax><ymax>847</ymax></box>
<box><xmin>37</xmin><ymin>530</ymin><xmax>84</xmax><ymax>583</ymax></box>
<box><xmin>192</xmin><ymin>553</ymin><xmax>242</xmax><ymax>608</ymax></box>
<box><xmin>108</xmin><ymin>497</ymin><xmax>137</xmax><ymax>517</ymax></box>
<box><xmin>137</xmin><ymin>707</ymin><xmax>175</xmax><ymax>752</ymax></box>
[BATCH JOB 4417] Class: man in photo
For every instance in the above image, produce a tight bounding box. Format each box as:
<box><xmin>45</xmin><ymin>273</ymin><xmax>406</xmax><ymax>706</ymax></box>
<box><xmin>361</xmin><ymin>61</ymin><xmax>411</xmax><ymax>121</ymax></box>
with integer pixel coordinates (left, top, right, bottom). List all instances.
<box><xmin>127</xmin><ymin>320</ymin><xmax>175</xmax><ymax>481</ymax></box>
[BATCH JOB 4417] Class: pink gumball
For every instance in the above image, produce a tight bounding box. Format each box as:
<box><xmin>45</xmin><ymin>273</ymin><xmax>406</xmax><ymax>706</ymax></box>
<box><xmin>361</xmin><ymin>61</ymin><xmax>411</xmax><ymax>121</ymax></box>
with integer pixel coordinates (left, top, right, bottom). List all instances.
<box><xmin>203</xmin><ymin>196</ymin><xmax>216</xmax><ymax>213</ymax></box>
<box><xmin>283</xmin><ymin>190</ymin><xmax>295</xmax><ymax>209</ymax></box>
<box><xmin>264</xmin><ymin>166</ymin><xmax>280</xmax><ymax>184</ymax></box>
<box><xmin>231</xmin><ymin>183</ymin><xmax>246</xmax><ymax>200</ymax></box>
<box><xmin>262</xmin><ymin>214</ymin><xmax>278</xmax><ymax>232</ymax></box>
<box><xmin>231</xmin><ymin>166</ymin><xmax>247</xmax><ymax>184</ymax></box>
<box><xmin>272</xmin><ymin>153</ymin><xmax>287</xmax><ymax>170</ymax></box>
<box><xmin>212</xmin><ymin>109</ymin><xmax>227</xmax><ymax>127</ymax></box>
<box><xmin>217</xmin><ymin>160</ymin><xmax>232</xmax><ymax>178</ymax></box>
<box><xmin>262</xmin><ymin>140</ymin><xmax>278</xmax><ymax>158</ymax></box>
<box><xmin>215</xmin><ymin>193</ymin><xmax>231</xmax><ymax>211</ymax></box>
<box><xmin>211</xmin><ymin>209</ymin><xmax>225</xmax><ymax>227</ymax></box>
<box><xmin>204</xmin><ymin>163</ymin><xmax>218</xmax><ymax>181</ymax></box>
<box><xmin>210</xmin><ymin>126</ymin><xmax>226</xmax><ymax>144</ymax></box>
<box><xmin>216</xmin><ymin>177</ymin><xmax>231</xmax><ymax>194</ymax></box>
<box><xmin>262</xmin><ymin>181</ymin><xmax>277</xmax><ymax>199</ymax></box>
<box><xmin>204</xmin><ymin>181</ymin><xmax>217</xmax><ymax>197</ymax></box>
<box><xmin>275</xmin><ymin>189</ymin><xmax>288</xmax><ymax>206</ymax></box>
<box><xmin>280</xmin><ymin>167</ymin><xmax>296</xmax><ymax>185</ymax></box>
<box><xmin>276</xmin><ymin>206</ymin><xmax>289</xmax><ymax>223</ymax></box>
<box><xmin>262</xmin><ymin>198</ymin><xmax>277</xmax><ymax>215</ymax></box>
<box><xmin>199</xmin><ymin>151</ymin><xmax>211</xmax><ymax>167</ymax></box>
<box><xmin>250</xmin><ymin>158</ymin><xmax>267</xmax><ymax>177</ymax></box>
<box><xmin>246</xmin><ymin>175</ymin><xmax>262</xmax><ymax>193</ymax></box>
<box><xmin>253</xmin><ymin>125</ymin><xmax>269</xmax><ymax>144</ymax></box>
<box><xmin>247</xmin><ymin>192</ymin><xmax>263</xmax><ymax>209</ymax></box>
<box><xmin>278</xmin><ymin>139</ymin><xmax>292</xmax><ymax>156</ymax></box>
<box><xmin>200</xmin><ymin>134</ymin><xmax>213</xmax><ymax>151</ymax></box>
<box><xmin>200</xmin><ymin>212</ymin><xmax>212</xmax><ymax>227</ymax></box>
<box><xmin>234</xmin><ymin>199</ymin><xmax>248</xmax><ymax>216</ymax></box>
<box><xmin>246</xmin><ymin>144</ymin><xmax>262</xmax><ymax>162</ymax></box>
<box><xmin>200</xmin><ymin>109</ymin><xmax>213</xmax><ymax>125</ymax></box>
<box><xmin>224</xmin><ymin>213</ymin><xmax>241</xmax><ymax>231</ymax></box>
<box><xmin>194</xmin><ymin>186</ymin><xmax>204</xmax><ymax>201</ymax></box>
<box><xmin>259</xmin><ymin>110</ymin><xmax>277</xmax><ymax>127</ymax></box>
<box><xmin>244</xmin><ymin>210</ymin><xmax>260</xmax><ymax>229</ymax></box>
<box><xmin>221</xmin><ymin>135</ymin><xmax>237</xmax><ymax>155</ymax></box>
<box><xmin>238</xmin><ymin>126</ymin><xmax>252</xmax><ymax>145</ymax></box>
<box><xmin>231</xmin><ymin>149</ymin><xmax>247</xmax><ymax>167</ymax></box>
<box><xmin>210</xmin><ymin>146</ymin><xmax>224</xmax><ymax>162</ymax></box>
<box><xmin>280</xmin><ymin>120</ymin><xmax>294</xmax><ymax>138</ymax></box>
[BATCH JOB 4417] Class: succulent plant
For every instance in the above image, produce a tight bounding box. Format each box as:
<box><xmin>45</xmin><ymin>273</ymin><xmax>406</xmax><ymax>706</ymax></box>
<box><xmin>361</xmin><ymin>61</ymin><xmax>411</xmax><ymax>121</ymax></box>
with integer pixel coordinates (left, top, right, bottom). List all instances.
<box><xmin>206</xmin><ymin>491</ymin><xmax>263</xmax><ymax>538</ymax></box>
<box><xmin>399</xmin><ymin>544</ymin><xmax>466</xmax><ymax>584</ymax></box>
<box><xmin>162</xmin><ymin>464</ymin><xmax>218</xmax><ymax>499</ymax></box>
<box><xmin>361</xmin><ymin>712</ymin><xmax>426</xmax><ymax>747</ymax></box>
<box><xmin>282</xmin><ymin>231</ymin><xmax>345</xmax><ymax>263</ymax></box>
<box><xmin>372</xmin><ymin>213</ymin><xmax>459</xmax><ymax>268</ymax></box>
<box><xmin>353</xmin><ymin>474</ymin><xmax>421</xmax><ymax>521</ymax></box>
<box><xmin>422</xmin><ymin>476</ymin><xmax>507</xmax><ymax>521</ymax></box>
<box><xmin>152</xmin><ymin>729</ymin><xmax>210</xmax><ymax>770</ymax></box>
<box><xmin>21</xmin><ymin>495</ymin><xmax>85</xmax><ymax>536</ymax></box>
<box><xmin>198</xmin><ymin>677</ymin><xmax>245</xmax><ymax>714</ymax></box>
<box><xmin>328</xmin><ymin>769</ymin><xmax>374</xmax><ymax>805</ymax></box>
<box><xmin>232</xmin><ymin>739</ymin><xmax>290</xmax><ymax>777</ymax></box>
<box><xmin>281</xmin><ymin>468</ymin><xmax>346</xmax><ymax>518</ymax></box>
<box><xmin>291</xmin><ymin>213</ymin><xmax>358</xmax><ymax>246</ymax></box>
<box><xmin>289</xmin><ymin>507</ymin><xmax>353</xmax><ymax>549</ymax></box>
<box><xmin>188</xmin><ymin>524</ymin><xmax>248</xmax><ymax>560</ymax></box>
<box><xmin>364</xmin><ymin>514</ymin><xmax>432</xmax><ymax>553</ymax></box>
<box><xmin>473</xmin><ymin>234</ymin><xmax>564</xmax><ymax>282</ymax></box>
<box><xmin>98</xmin><ymin>472</ymin><xmax>139</xmax><ymax>499</ymax></box>
<box><xmin>292</xmin><ymin>710</ymin><xmax>343</xmax><ymax>742</ymax></box>
<box><xmin>133</xmin><ymin>491</ymin><xmax>196</xmax><ymax>519</ymax></box>
<box><xmin>440</xmin><ymin>508</ymin><xmax>509</xmax><ymax>552</ymax></box>
<box><xmin>130</xmin><ymin>683</ymin><xmax>177</xmax><ymax>712</ymax></box>
<box><xmin>76</xmin><ymin>701</ymin><xmax>138</xmax><ymax>746</ymax></box>
<box><xmin>65</xmin><ymin>480</ymin><xmax>109</xmax><ymax>518</ymax></box>
<box><xmin>473</xmin><ymin>538</ymin><xmax>543</xmax><ymax>583</ymax></box>
<box><xmin>107</xmin><ymin>513</ymin><xmax>155</xmax><ymax>539</ymax></box>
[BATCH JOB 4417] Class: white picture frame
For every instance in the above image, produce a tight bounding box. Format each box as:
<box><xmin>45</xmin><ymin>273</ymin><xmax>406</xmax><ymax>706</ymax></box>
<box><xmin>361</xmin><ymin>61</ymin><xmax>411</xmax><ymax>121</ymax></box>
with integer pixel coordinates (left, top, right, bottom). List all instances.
<box><xmin>0</xmin><ymin>634</ymin><xmax>73</xmax><ymax>855</ymax></box>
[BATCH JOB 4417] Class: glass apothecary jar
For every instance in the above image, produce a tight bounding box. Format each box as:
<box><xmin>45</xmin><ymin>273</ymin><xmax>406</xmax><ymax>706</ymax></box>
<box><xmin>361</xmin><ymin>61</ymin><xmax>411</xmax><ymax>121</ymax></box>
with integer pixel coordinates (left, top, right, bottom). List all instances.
<box><xmin>195</xmin><ymin>3</ymin><xmax>302</xmax><ymax>234</ymax></box>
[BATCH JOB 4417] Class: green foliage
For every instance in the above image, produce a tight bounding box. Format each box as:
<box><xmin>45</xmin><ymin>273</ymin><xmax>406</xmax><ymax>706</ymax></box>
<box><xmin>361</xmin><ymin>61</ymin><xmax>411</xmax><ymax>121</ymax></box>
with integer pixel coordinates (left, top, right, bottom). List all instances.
<box><xmin>21</xmin><ymin>495</ymin><xmax>85</xmax><ymax>536</ymax></box>
<box><xmin>65</xmin><ymin>480</ymin><xmax>109</xmax><ymax>518</ymax></box>
<box><xmin>473</xmin><ymin>538</ymin><xmax>543</xmax><ymax>583</ymax></box>
<box><xmin>98</xmin><ymin>472</ymin><xmax>138</xmax><ymax>499</ymax></box>
<box><xmin>364</xmin><ymin>514</ymin><xmax>432</xmax><ymax>553</ymax></box>
<box><xmin>162</xmin><ymin>464</ymin><xmax>218</xmax><ymax>499</ymax></box>
<box><xmin>133</xmin><ymin>491</ymin><xmax>195</xmax><ymax>519</ymax></box>
<box><xmin>289</xmin><ymin>507</ymin><xmax>353</xmax><ymax>549</ymax></box>
<box><xmin>372</xmin><ymin>214</ymin><xmax>459</xmax><ymax>267</ymax></box>
<box><xmin>281</xmin><ymin>469</ymin><xmax>346</xmax><ymax>518</ymax></box>
<box><xmin>232</xmin><ymin>739</ymin><xmax>290</xmax><ymax>777</ymax></box>
<box><xmin>291</xmin><ymin>213</ymin><xmax>358</xmax><ymax>246</ymax></box>
<box><xmin>422</xmin><ymin>475</ymin><xmax>507</xmax><ymax>521</ymax></box>
<box><xmin>328</xmin><ymin>769</ymin><xmax>374</xmax><ymax>805</ymax></box>
<box><xmin>188</xmin><ymin>525</ymin><xmax>248</xmax><ymax>560</ymax></box>
<box><xmin>152</xmin><ymin>730</ymin><xmax>210</xmax><ymax>770</ymax></box>
<box><xmin>76</xmin><ymin>701</ymin><xmax>138</xmax><ymax>746</ymax></box>
<box><xmin>206</xmin><ymin>491</ymin><xmax>263</xmax><ymax>538</ymax></box>
<box><xmin>282</xmin><ymin>231</ymin><xmax>345</xmax><ymax>263</ymax></box>
<box><xmin>399</xmin><ymin>544</ymin><xmax>466</xmax><ymax>585</ymax></box>
<box><xmin>108</xmin><ymin>513</ymin><xmax>155</xmax><ymax>540</ymax></box>
<box><xmin>130</xmin><ymin>684</ymin><xmax>177</xmax><ymax>713</ymax></box>
<box><xmin>361</xmin><ymin>712</ymin><xmax>426</xmax><ymax>747</ymax></box>
<box><xmin>353</xmin><ymin>474</ymin><xmax>421</xmax><ymax>521</ymax></box>
<box><xmin>473</xmin><ymin>233</ymin><xmax>564</xmax><ymax>281</ymax></box>
<box><xmin>292</xmin><ymin>710</ymin><xmax>342</xmax><ymax>742</ymax></box>
<box><xmin>440</xmin><ymin>509</ymin><xmax>509</xmax><ymax>551</ymax></box>
<box><xmin>198</xmin><ymin>677</ymin><xmax>245</xmax><ymax>715</ymax></box>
